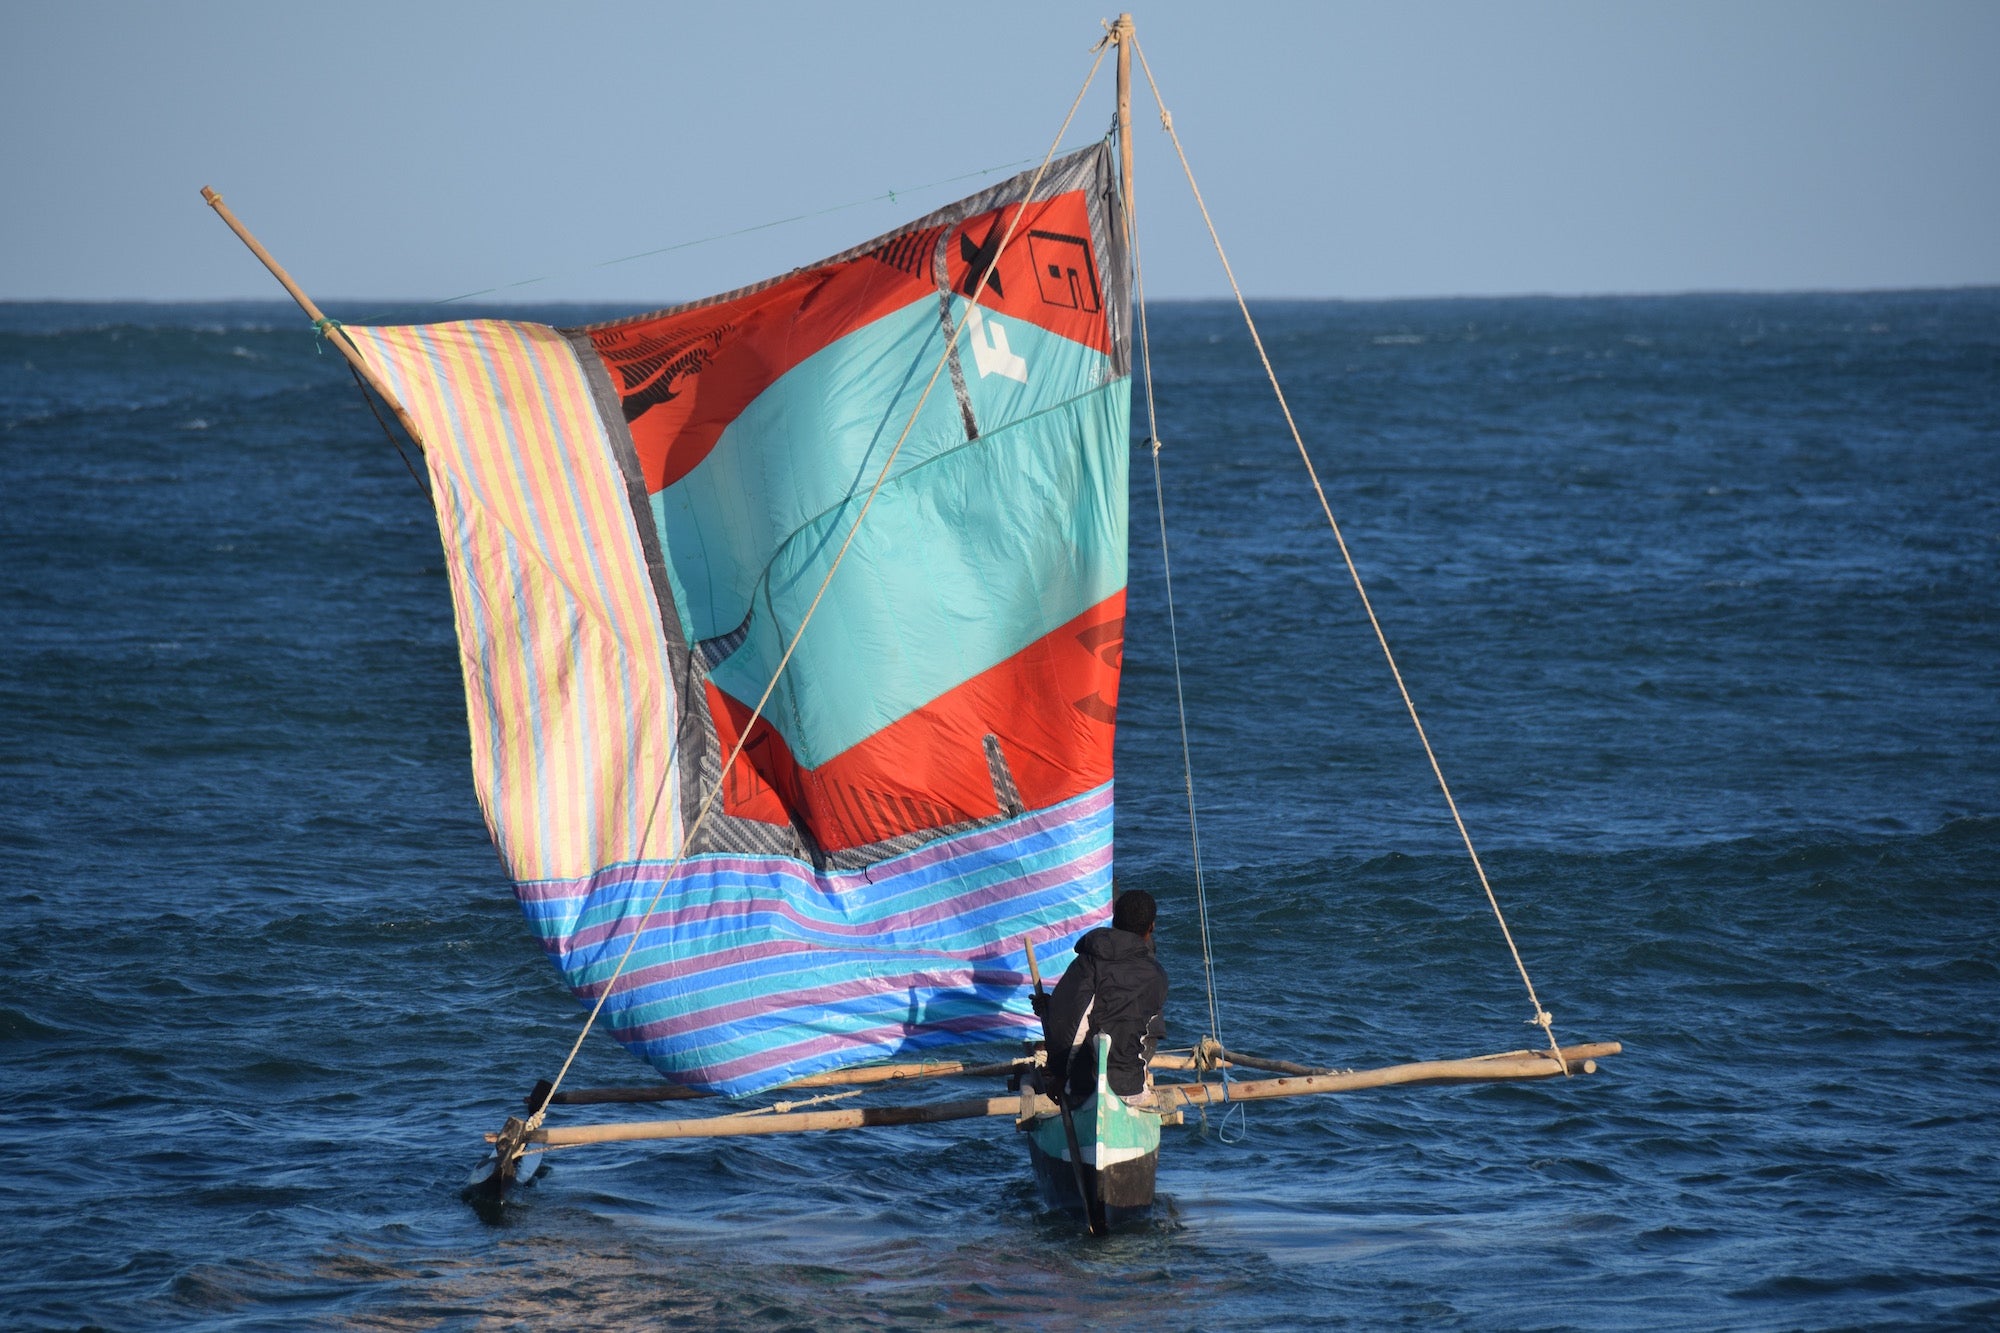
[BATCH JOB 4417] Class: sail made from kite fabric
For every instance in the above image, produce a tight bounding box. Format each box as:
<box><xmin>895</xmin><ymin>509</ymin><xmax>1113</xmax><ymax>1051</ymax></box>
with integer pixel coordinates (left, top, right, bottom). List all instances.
<box><xmin>341</xmin><ymin>142</ymin><xmax>1130</xmax><ymax>1095</ymax></box>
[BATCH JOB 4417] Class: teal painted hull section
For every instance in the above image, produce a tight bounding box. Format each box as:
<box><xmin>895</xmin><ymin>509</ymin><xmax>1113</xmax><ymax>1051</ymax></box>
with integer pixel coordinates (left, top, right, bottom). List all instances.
<box><xmin>1026</xmin><ymin>1033</ymin><xmax>1162</xmax><ymax>1219</ymax></box>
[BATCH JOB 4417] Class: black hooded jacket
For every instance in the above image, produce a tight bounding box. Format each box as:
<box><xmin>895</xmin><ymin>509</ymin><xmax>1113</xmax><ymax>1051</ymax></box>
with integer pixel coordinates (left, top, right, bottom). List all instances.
<box><xmin>1043</xmin><ymin>926</ymin><xmax>1168</xmax><ymax>1101</ymax></box>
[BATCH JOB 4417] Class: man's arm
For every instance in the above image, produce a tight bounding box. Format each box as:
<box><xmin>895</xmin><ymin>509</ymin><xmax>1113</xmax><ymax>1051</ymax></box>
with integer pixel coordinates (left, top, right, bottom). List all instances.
<box><xmin>1140</xmin><ymin>963</ymin><xmax>1168</xmax><ymax>1066</ymax></box>
<box><xmin>1041</xmin><ymin>959</ymin><xmax>1094</xmax><ymax>1094</ymax></box>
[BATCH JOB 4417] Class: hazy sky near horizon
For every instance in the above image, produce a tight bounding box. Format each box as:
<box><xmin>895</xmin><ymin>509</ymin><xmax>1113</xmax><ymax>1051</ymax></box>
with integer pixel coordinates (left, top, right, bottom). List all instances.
<box><xmin>4</xmin><ymin>0</ymin><xmax>1996</xmax><ymax>306</ymax></box>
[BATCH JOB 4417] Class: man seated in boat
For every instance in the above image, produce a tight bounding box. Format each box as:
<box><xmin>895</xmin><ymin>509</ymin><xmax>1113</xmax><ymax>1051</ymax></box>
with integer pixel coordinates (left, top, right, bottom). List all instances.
<box><xmin>1034</xmin><ymin>889</ymin><xmax>1169</xmax><ymax>1107</ymax></box>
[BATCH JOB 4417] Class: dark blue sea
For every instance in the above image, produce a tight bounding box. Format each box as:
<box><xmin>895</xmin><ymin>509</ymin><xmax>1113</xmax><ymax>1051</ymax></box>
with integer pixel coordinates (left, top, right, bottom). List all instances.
<box><xmin>3</xmin><ymin>291</ymin><xmax>1996</xmax><ymax>1329</ymax></box>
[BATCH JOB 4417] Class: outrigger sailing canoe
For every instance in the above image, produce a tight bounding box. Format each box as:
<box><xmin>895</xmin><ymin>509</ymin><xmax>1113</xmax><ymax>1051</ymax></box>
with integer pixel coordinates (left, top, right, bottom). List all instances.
<box><xmin>204</xmin><ymin>15</ymin><xmax>1618</xmax><ymax>1232</ymax></box>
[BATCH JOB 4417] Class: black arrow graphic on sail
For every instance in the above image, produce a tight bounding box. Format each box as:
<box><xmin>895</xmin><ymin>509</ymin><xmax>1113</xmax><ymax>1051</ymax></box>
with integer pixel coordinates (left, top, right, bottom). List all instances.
<box><xmin>958</xmin><ymin>220</ymin><xmax>1007</xmax><ymax>300</ymax></box>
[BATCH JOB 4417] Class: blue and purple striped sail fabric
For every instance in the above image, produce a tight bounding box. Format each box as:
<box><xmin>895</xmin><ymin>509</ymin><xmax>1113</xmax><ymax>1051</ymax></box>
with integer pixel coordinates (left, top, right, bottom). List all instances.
<box><xmin>526</xmin><ymin>788</ymin><xmax>1113</xmax><ymax>1091</ymax></box>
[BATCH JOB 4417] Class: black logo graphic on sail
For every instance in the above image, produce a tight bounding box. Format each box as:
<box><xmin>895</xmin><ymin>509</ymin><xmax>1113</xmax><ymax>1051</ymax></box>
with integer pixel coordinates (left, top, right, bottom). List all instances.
<box><xmin>1028</xmin><ymin>230</ymin><xmax>1100</xmax><ymax>313</ymax></box>
<box><xmin>867</xmin><ymin>225</ymin><xmax>946</xmax><ymax>279</ymax></box>
<box><xmin>957</xmin><ymin>220</ymin><xmax>1007</xmax><ymax>300</ymax></box>
<box><xmin>1071</xmin><ymin>615</ymin><xmax>1123</xmax><ymax>723</ymax></box>
<box><xmin>600</xmin><ymin>324</ymin><xmax>729</xmax><ymax>422</ymax></box>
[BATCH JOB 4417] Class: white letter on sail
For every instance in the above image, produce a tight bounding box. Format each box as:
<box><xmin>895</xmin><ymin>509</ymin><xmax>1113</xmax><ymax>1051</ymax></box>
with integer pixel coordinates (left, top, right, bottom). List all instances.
<box><xmin>965</xmin><ymin>306</ymin><xmax>1028</xmax><ymax>383</ymax></box>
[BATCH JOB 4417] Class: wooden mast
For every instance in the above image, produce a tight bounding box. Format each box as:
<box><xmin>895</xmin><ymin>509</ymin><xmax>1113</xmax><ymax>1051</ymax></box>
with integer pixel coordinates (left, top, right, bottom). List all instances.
<box><xmin>1113</xmin><ymin>13</ymin><xmax>1135</xmax><ymax>238</ymax></box>
<box><xmin>198</xmin><ymin>187</ymin><xmax>425</xmax><ymax>445</ymax></box>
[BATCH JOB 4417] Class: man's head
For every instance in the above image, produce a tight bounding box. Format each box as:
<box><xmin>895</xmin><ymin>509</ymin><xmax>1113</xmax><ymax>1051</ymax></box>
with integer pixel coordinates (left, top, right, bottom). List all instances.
<box><xmin>1112</xmin><ymin>888</ymin><xmax>1157</xmax><ymax>937</ymax></box>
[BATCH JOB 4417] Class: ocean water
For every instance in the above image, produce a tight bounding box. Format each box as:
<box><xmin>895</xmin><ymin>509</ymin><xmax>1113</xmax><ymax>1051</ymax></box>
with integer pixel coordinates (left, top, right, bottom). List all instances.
<box><xmin>2</xmin><ymin>291</ymin><xmax>1996</xmax><ymax>1329</ymax></box>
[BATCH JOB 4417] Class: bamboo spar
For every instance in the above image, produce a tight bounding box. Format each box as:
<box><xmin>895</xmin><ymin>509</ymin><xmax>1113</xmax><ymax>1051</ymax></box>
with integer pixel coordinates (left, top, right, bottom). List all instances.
<box><xmin>508</xmin><ymin>1043</ymin><xmax>1620</xmax><ymax>1148</ymax></box>
<box><xmin>537</xmin><ymin>1052</ymin><xmax>1236</xmax><ymax>1108</ymax></box>
<box><xmin>539</xmin><ymin>1058</ymin><xmax>1032</xmax><ymax>1107</ymax></box>
<box><xmin>1155</xmin><ymin>1043</ymin><xmax>1623</xmax><ymax>1114</ymax></box>
<box><xmin>198</xmin><ymin>187</ymin><xmax>426</xmax><ymax>446</ymax></box>
<box><xmin>546</xmin><ymin>1052</ymin><xmax>1243</xmax><ymax>1107</ymax></box>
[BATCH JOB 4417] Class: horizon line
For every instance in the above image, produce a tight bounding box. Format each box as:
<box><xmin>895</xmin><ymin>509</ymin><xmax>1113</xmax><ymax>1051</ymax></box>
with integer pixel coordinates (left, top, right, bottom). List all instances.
<box><xmin>5</xmin><ymin>282</ymin><xmax>1997</xmax><ymax>311</ymax></box>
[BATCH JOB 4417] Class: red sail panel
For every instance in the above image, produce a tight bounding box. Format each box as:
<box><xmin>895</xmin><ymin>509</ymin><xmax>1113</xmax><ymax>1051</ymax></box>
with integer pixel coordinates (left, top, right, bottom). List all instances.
<box><xmin>586</xmin><ymin>189</ymin><xmax>1114</xmax><ymax>492</ymax></box>
<box><xmin>705</xmin><ymin>592</ymin><xmax>1125</xmax><ymax>852</ymax></box>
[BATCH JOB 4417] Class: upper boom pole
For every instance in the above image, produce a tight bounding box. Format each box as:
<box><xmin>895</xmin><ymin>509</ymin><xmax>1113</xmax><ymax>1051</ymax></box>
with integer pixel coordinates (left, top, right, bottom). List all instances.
<box><xmin>198</xmin><ymin>187</ymin><xmax>425</xmax><ymax>446</ymax></box>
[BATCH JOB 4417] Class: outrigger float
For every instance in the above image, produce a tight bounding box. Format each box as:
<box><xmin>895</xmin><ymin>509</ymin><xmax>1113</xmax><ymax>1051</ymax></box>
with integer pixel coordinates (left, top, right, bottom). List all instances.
<box><xmin>204</xmin><ymin>13</ymin><xmax>1621</xmax><ymax>1235</ymax></box>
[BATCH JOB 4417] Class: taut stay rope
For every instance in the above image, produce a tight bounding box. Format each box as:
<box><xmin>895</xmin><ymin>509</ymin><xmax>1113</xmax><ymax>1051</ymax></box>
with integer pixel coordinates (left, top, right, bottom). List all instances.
<box><xmin>1130</xmin><ymin>34</ymin><xmax>1567</xmax><ymax>1071</ymax></box>
<box><xmin>1124</xmin><ymin>112</ymin><xmax>1227</xmax><ymax>1058</ymax></box>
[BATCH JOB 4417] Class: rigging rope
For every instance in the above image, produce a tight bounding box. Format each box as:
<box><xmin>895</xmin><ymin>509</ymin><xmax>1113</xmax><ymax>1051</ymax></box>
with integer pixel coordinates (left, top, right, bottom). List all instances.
<box><xmin>520</xmin><ymin>39</ymin><xmax>1116</xmax><ymax>1136</ymax></box>
<box><xmin>1125</xmin><ymin>117</ymin><xmax>1225</xmax><ymax>1056</ymax></box>
<box><xmin>337</xmin><ymin>155</ymin><xmax>1059</xmax><ymax>327</ymax></box>
<box><xmin>340</xmin><ymin>359</ymin><xmax>429</xmax><ymax>499</ymax></box>
<box><xmin>1130</xmin><ymin>35</ymin><xmax>1567</xmax><ymax>1072</ymax></box>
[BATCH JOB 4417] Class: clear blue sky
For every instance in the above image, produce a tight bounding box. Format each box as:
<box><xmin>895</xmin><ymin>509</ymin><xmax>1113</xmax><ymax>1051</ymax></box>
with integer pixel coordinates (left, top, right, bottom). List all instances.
<box><xmin>4</xmin><ymin>0</ymin><xmax>1996</xmax><ymax>304</ymax></box>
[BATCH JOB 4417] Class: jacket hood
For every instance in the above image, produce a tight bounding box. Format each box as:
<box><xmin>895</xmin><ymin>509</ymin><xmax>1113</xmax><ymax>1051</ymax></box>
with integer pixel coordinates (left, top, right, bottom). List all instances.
<box><xmin>1075</xmin><ymin>925</ymin><xmax>1152</xmax><ymax>961</ymax></box>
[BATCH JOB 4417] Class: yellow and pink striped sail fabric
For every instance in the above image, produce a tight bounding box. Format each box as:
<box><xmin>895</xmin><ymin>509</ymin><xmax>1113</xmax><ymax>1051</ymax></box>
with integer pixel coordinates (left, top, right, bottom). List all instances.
<box><xmin>341</xmin><ymin>321</ymin><xmax>682</xmax><ymax>881</ymax></box>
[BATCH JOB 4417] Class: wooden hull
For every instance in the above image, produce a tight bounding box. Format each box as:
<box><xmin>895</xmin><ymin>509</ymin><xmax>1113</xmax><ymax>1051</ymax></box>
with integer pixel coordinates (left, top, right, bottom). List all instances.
<box><xmin>1026</xmin><ymin>1119</ymin><xmax>1159</xmax><ymax>1224</ymax></box>
<box><xmin>1024</xmin><ymin>1035</ymin><xmax>1163</xmax><ymax>1225</ymax></box>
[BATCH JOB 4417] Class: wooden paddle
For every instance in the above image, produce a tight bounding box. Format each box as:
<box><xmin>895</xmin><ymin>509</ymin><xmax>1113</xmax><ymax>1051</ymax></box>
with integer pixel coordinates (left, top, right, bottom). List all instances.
<box><xmin>1024</xmin><ymin>937</ymin><xmax>1108</xmax><ymax>1236</ymax></box>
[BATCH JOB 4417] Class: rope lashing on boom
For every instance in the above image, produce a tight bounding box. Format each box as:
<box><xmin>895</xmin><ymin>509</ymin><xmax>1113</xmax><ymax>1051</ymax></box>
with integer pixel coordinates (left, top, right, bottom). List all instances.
<box><xmin>518</xmin><ymin>40</ymin><xmax>1118</xmax><ymax>1139</ymax></box>
<box><xmin>1130</xmin><ymin>34</ymin><xmax>1569</xmax><ymax>1072</ymax></box>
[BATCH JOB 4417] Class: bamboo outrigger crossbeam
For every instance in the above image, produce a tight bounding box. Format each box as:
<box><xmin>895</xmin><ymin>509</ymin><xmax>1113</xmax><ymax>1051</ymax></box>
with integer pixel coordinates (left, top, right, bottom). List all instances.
<box><xmin>536</xmin><ymin>1050</ymin><xmax>1250</xmax><ymax>1108</ymax></box>
<box><xmin>499</xmin><ymin>1043</ymin><xmax>1620</xmax><ymax>1149</ymax></box>
<box><xmin>536</xmin><ymin>1057</ymin><xmax>1033</xmax><ymax>1107</ymax></box>
<box><xmin>512</xmin><ymin>1091</ymin><xmax>1052</xmax><ymax>1148</ymax></box>
<box><xmin>1208</xmin><ymin>1048</ymin><xmax>1334</xmax><ymax>1077</ymax></box>
<box><xmin>536</xmin><ymin>1051</ymin><xmax>1241</xmax><ymax>1108</ymax></box>
<box><xmin>1153</xmin><ymin>1042</ymin><xmax>1621</xmax><ymax>1114</ymax></box>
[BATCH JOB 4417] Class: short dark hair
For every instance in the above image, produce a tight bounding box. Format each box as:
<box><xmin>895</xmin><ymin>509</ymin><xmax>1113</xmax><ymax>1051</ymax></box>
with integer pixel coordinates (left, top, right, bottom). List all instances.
<box><xmin>1112</xmin><ymin>888</ymin><xmax>1156</xmax><ymax>935</ymax></box>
